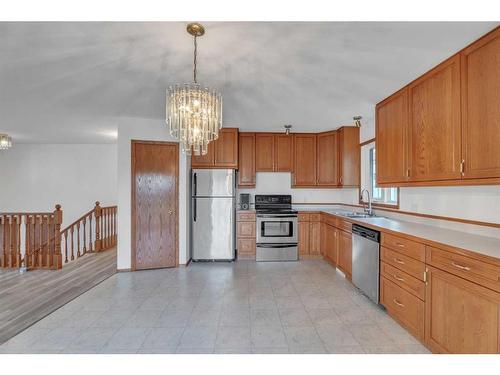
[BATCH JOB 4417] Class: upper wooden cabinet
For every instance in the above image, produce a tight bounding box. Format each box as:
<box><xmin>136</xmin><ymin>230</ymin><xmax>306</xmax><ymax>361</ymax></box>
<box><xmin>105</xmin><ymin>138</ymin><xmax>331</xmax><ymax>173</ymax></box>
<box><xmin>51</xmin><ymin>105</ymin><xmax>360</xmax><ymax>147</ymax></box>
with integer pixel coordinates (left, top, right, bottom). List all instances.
<box><xmin>317</xmin><ymin>131</ymin><xmax>338</xmax><ymax>186</ymax></box>
<box><xmin>293</xmin><ymin>134</ymin><xmax>317</xmax><ymax>187</ymax></box>
<box><xmin>337</xmin><ymin>127</ymin><xmax>360</xmax><ymax>187</ymax></box>
<box><xmin>376</xmin><ymin>88</ymin><xmax>409</xmax><ymax>184</ymax></box>
<box><xmin>408</xmin><ymin>54</ymin><xmax>462</xmax><ymax>182</ymax></box>
<box><xmin>376</xmin><ymin>27</ymin><xmax>500</xmax><ymax>187</ymax></box>
<box><xmin>238</xmin><ymin>133</ymin><xmax>256</xmax><ymax>187</ymax></box>
<box><xmin>255</xmin><ymin>133</ymin><xmax>275</xmax><ymax>171</ymax></box>
<box><xmin>461</xmin><ymin>27</ymin><xmax>500</xmax><ymax>180</ymax></box>
<box><xmin>274</xmin><ymin>134</ymin><xmax>293</xmax><ymax>172</ymax></box>
<box><xmin>191</xmin><ymin>128</ymin><xmax>239</xmax><ymax>169</ymax></box>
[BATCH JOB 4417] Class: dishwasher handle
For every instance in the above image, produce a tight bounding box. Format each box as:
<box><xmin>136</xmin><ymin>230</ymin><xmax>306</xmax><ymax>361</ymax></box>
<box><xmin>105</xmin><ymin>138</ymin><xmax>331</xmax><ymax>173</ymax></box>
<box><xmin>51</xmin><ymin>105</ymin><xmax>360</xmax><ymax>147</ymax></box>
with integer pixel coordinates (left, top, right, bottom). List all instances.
<box><xmin>352</xmin><ymin>224</ymin><xmax>380</xmax><ymax>243</ymax></box>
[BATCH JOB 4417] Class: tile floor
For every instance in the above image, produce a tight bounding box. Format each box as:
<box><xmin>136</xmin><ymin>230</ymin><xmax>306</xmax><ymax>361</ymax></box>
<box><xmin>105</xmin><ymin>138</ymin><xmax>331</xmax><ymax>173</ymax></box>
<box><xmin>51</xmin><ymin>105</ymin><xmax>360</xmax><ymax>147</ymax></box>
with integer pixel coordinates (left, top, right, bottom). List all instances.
<box><xmin>0</xmin><ymin>260</ymin><xmax>430</xmax><ymax>354</ymax></box>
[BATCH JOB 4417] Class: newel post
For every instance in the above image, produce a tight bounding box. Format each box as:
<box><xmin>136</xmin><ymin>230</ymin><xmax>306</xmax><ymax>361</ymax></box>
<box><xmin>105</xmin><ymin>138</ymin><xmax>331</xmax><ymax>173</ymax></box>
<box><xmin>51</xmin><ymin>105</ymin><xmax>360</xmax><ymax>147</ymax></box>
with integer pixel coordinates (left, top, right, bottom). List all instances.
<box><xmin>94</xmin><ymin>201</ymin><xmax>102</xmax><ymax>252</ymax></box>
<box><xmin>53</xmin><ymin>204</ymin><xmax>63</xmax><ymax>269</ymax></box>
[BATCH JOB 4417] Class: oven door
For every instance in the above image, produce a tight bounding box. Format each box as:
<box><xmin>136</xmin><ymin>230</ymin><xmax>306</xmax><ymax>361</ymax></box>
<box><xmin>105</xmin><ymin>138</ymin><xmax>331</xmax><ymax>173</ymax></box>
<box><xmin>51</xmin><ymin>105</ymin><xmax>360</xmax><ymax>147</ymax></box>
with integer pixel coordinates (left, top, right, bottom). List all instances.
<box><xmin>256</xmin><ymin>215</ymin><xmax>297</xmax><ymax>244</ymax></box>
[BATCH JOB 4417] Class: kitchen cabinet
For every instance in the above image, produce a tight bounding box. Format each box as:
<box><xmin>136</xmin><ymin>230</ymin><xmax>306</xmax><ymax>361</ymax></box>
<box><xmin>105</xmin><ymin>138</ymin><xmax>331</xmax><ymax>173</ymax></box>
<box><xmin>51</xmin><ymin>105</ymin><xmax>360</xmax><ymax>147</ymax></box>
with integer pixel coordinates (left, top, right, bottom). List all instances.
<box><xmin>191</xmin><ymin>128</ymin><xmax>239</xmax><ymax>168</ymax></box>
<box><xmin>321</xmin><ymin>223</ymin><xmax>338</xmax><ymax>265</ymax></box>
<box><xmin>317</xmin><ymin>131</ymin><xmax>338</xmax><ymax>186</ymax></box>
<box><xmin>292</xmin><ymin>134</ymin><xmax>317</xmax><ymax>187</ymax></box>
<box><xmin>255</xmin><ymin>133</ymin><xmax>274</xmax><ymax>171</ymax></box>
<box><xmin>309</xmin><ymin>221</ymin><xmax>321</xmax><ymax>255</ymax></box>
<box><xmin>337</xmin><ymin>229</ymin><xmax>352</xmax><ymax>278</ymax></box>
<box><xmin>236</xmin><ymin>211</ymin><xmax>256</xmax><ymax>259</ymax></box>
<box><xmin>238</xmin><ymin>133</ymin><xmax>256</xmax><ymax>187</ymax></box>
<box><xmin>376</xmin><ymin>88</ymin><xmax>409</xmax><ymax>184</ymax></box>
<box><xmin>461</xmin><ymin>27</ymin><xmax>500</xmax><ymax>180</ymax></box>
<box><xmin>298</xmin><ymin>212</ymin><xmax>321</xmax><ymax>257</ymax></box>
<box><xmin>337</xmin><ymin>127</ymin><xmax>360</xmax><ymax>187</ymax></box>
<box><xmin>298</xmin><ymin>221</ymin><xmax>310</xmax><ymax>256</ymax></box>
<box><xmin>408</xmin><ymin>54</ymin><xmax>462</xmax><ymax>182</ymax></box>
<box><xmin>274</xmin><ymin>134</ymin><xmax>293</xmax><ymax>172</ymax></box>
<box><xmin>425</xmin><ymin>266</ymin><xmax>500</xmax><ymax>353</ymax></box>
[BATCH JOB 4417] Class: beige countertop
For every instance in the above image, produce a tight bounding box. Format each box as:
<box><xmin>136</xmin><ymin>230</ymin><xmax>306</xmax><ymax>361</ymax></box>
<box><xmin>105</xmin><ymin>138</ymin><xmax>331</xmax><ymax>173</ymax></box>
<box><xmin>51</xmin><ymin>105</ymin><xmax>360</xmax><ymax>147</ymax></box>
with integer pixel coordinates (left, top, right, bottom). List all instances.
<box><xmin>296</xmin><ymin>206</ymin><xmax>500</xmax><ymax>263</ymax></box>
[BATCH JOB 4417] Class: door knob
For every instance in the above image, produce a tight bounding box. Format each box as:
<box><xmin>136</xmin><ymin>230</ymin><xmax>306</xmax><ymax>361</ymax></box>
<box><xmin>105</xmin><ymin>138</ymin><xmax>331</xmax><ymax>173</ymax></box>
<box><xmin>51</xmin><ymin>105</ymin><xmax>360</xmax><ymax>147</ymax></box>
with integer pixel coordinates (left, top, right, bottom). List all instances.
<box><xmin>168</xmin><ymin>209</ymin><xmax>174</xmax><ymax>215</ymax></box>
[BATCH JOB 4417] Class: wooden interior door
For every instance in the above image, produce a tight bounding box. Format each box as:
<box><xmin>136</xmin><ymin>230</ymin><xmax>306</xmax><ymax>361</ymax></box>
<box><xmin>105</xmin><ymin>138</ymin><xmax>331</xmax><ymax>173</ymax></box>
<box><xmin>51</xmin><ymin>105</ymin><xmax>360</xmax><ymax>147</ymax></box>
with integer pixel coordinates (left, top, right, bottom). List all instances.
<box><xmin>376</xmin><ymin>88</ymin><xmax>408</xmax><ymax>184</ymax></box>
<box><xmin>293</xmin><ymin>134</ymin><xmax>317</xmax><ymax>186</ymax></box>
<box><xmin>132</xmin><ymin>141</ymin><xmax>178</xmax><ymax>270</ymax></box>
<box><xmin>274</xmin><ymin>134</ymin><xmax>293</xmax><ymax>172</ymax></box>
<box><xmin>461</xmin><ymin>27</ymin><xmax>500</xmax><ymax>180</ymax></box>
<box><xmin>255</xmin><ymin>133</ymin><xmax>275</xmax><ymax>171</ymax></box>
<box><xmin>238</xmin><ymin>132</ymin><xmax>256</xmax><ymax>187</ymax></box>
<box><xmin>317</xmin><ymin>131</ymin><xmax>338</xmax><ymax>186</ymax></box>
<box><xmin>425</xmin><ymin>266</ymin><xmax>500</xmax><ymax>353</ymax></box>
<box><xmin>408</xmin><ymin>55</ymin><xmax>462</xmax><ymax>182</ymax></box>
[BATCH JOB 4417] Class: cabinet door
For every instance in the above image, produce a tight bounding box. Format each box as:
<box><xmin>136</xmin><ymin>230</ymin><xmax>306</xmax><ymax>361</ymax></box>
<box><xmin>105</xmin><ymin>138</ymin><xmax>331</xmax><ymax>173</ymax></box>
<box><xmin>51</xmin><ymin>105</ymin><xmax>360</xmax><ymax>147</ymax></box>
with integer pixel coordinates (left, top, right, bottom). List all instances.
<box><xmin>214</xmin><ymin>128</ymin><xmax>238</xmax><ymax>168</ymax></box>
<box><xmin>293</xmin><ymin>134</ymin><xmax>317</xmax><ymax>186</ymax></box>
<box><xmin>408</xmin><ymin>55</ymin><xmax>462</xmax><ymax>181</ymax></box>
<box><xmin>309</xmin><ymin>221</ymin><xmax>321</xmax><ymax>255</ymax></box>
<box><xmin>238</xmin><ymin>133</ymin><xmax>256</xmax><ymax>187</ymax></box>
<box><xmin>461</xmin><ymin>27</ymin><xmax>500</xmax><ymax>179</ymax></box>
<box><xmin>376</xmin><ymin>88</ymin><xmax>408</xmax><ymax>184</ymax></box>
<box><xmin>338</xmin><ymin>127</ymin><xmax>360</xmax><ymax>187</ymax></box>
<box><xmin>317</xmin><ymin>131</ymin><xmax>338</xmax><ymax>186</ymax></box>
<box><xmin>191</xmin><ymin>141</ymin><xmax>215</xmax><ymax>167</ymax></box>
<box><xmin>274</xmin><ymin>134</ymin><xmax>293</xmax><ymax>172</ymax></box>
<box><xmin>298</xmin><ymin>222</ymin><xmax>310</xmax><ymax>256</ymax></box>
<box><xmin>426</xmin><ymin>266</ymin><xmax>500</xmax><ymax>353</ymax></box>
<box><xmin>255</xmin><ymin>133</ymin><xmax>274</xmax><ymax>171</ymax></box>
<box><xmin>322</xmin><ymin>224</ymin><xmax>337</xmax><ymax>263</ymax></box>
<box><xmin>337</xmin><ymin>230</ymin><xmax>352</xmax><ymax>277</ymax></box>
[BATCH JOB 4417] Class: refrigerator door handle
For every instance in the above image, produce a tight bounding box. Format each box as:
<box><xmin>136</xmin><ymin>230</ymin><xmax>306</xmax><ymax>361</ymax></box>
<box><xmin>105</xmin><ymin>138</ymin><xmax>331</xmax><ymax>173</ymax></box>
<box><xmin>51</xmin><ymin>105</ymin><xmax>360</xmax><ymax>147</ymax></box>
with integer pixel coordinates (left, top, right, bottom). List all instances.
<box><xmin>193</xmin><ymin>198</ymin><xmax>197</xmax><ymax>222</ymax></box>
<box><xmin>193</xmin><ymin>172</ymin><xmax>197</xmax><ymax>196</ymax></box>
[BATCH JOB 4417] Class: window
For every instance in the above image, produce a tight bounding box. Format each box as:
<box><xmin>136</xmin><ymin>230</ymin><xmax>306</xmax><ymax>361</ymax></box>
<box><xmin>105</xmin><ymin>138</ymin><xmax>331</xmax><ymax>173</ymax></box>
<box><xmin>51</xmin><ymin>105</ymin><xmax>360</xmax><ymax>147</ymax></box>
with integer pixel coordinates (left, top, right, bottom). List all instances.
<box><xmin>369</xmin><ymin>146</ymin><xmax>398</xmax><ymax>205</ymax></box>
<box><xmin>360</xmin><ymin>141</ymin><xmax>398</xmax><ymax>207</ymax></box>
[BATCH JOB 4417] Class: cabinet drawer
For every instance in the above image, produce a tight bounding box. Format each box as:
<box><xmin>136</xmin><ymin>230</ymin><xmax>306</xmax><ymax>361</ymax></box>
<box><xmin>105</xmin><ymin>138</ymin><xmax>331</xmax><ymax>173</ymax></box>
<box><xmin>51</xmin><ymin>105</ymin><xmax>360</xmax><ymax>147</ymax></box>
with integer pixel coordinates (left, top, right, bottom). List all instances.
<box><xmin>298</xmin><ymin>213</ymin><xmax>310</xmax><ymax>222</ymax></box>
<box><xmin>380</xmin><ymin>276</ymin><xmax>425</xmax><ymax>341</ymax></box>
<box><xmin>310</xmin><ymin>213</ymin><xmax>321</xmax><ymax>222</ymax></box>
<box><xmin>237</xmin><ymin>238</ymin><xmax>256</xmax><ymax>256</ymax></box>
<box><xmin>381</xmin><ymin>233</ymin><xmax>425</xmax><ymax>261</ymax></box>
<box><xmin>337</xmin><ymin>219</ymin><xmax>352</xmax><ymax>233</ymax></box>
<box><xmin>237</xmin><ymin>221</ymin><xmax>256</xmax><ymax>238</ymax></box>
<box><xmin>381</xmin><ymin>246</ymin><xmax>426</xmax><ymax>281</ymax></box>
<box><xmin>381</xmin><ymin>261</ymin><xmax>425</xmax><ymax>300</ymax></box>
<box><xmin>237</xmin><ymin>212</ymin><xmax>255</xmax><ymax>222</ymax></box>
<box><xmin>321</xmin><ymin>213</ymin><xmax>337</xmax><ymax>227</ymax></box>
<box><xmin>427</xmin><ymin>246</ymin><xmax>500</xmax><ymax>293</ymax></box>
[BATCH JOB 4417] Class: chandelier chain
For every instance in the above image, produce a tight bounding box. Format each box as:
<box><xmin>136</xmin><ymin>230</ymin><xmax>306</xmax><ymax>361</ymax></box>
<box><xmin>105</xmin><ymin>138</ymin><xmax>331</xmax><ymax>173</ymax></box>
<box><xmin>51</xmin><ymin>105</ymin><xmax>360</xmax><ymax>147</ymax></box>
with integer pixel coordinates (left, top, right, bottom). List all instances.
<box><xmin>193</xmin><ymin>36</ymin><xmax>197</xmax><ymax>83</ymax></box>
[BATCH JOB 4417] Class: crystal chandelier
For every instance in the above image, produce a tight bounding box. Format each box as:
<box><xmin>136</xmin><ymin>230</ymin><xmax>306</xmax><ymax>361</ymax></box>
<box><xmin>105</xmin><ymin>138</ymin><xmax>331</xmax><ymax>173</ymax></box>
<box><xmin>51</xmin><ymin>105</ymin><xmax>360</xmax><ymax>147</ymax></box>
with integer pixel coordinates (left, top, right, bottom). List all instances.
<box><xmin>166</xmin><ymin>23</ymin><xmax>223</xmax><ymax>156</ymax></box>
<box><xmin>0</xmin><ymin>134</ymin><xmax>12</xmax><ymax>150</ymax></box>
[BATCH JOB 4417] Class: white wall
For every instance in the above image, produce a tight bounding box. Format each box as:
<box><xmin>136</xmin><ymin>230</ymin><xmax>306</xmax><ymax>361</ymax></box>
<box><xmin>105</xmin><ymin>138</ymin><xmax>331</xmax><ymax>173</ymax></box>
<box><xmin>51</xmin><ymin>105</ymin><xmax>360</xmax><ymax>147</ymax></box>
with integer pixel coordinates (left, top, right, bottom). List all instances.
<box><xmin>117</xmin><ymin>118</ymin><xmax>190</xmax><ymax>270</ymax></box>
<box><xmin>239</xmin><ymin>172</ymin><xmax>359</xmax><ymax>206</ymax></box>
<box><xmin>0</xmin><ymin>144</ymin><xmax>117</xmax><ymax>227</ymax></box>
<box><xmin>359</xmin><ymin>117</ymin><xmax>500</xmax><ymax>225</ymax></box>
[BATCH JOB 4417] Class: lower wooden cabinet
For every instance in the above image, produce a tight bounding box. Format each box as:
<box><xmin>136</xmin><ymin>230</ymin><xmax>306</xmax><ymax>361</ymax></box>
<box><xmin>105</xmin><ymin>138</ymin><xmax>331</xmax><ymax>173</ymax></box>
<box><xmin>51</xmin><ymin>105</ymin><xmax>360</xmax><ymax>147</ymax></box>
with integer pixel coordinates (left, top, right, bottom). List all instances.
<box><xmin>298</xmin><ymin>212</ymin><xmax>321</xmax><ymax>258</ymax></box>
<box><xmin>309</xmin><ymin>221</ymin><xmax>321</xmax><ymax>255</ymax></box>
<box><xmin>381</xmin><ymin>276</ymin><xmax>425</xmax><ymax>341</ymax></box>
<box><xmin>337</xmin><ymin>230</ymin><xmax>352</xmax><ymax>278</ymax></box>
<box><xmin>425</xmin><ymin>266</ymin><xmax>500</xmax><ymax>353</ymax></box>
<box><xmin>236</xmin><ymin>211</ymin><xmax>256</xmax><ymax>259</ymax></box>
<box><xmin>298</xmin><ymin>221</ymin><xmax>310</xmax><ymax>256</ymax></box>
<box><xmin>321</xmin><ymin>223</ymin><xmax>338</xmax><ymax>264</ymax></box>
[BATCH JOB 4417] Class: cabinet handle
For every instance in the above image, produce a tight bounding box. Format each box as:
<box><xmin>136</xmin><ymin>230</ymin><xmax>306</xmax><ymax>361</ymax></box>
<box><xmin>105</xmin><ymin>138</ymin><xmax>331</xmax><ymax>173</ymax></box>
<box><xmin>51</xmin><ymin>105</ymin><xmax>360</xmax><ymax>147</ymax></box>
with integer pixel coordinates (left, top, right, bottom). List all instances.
<box><xmin>395</xmin><ymin>242</ymin><xmax>405</xmax><ymax>248</ymax></box>
<box><xmin>460</xmin><ymin>160</ymin><xmax>465</xmax><ymax>176</ymax></box>
<box><xmin>393</xmin><ymin>274</ymin><xmax>405</xmax><ymax>282</ymax></box>
<box><xmin>393</xmin><ymin>258</ymin><xmax>405</xmax><ymax>265</ymax></box>
<box><xmin>339</xmin><ymin>176</ymin><xmax>343</xmax><ymax>185</ymax></box>
<box><xmin>451</xmin><ymin>261</ymin><xmax>471</xmax><ymax>271</ymax></box>
<box><xmin>406</xmin><ymin>168</ymin><xmax>410</xmax><ymax>178</ymax></box>
<box><xmin>393</xmin><ymin>299</ymin><xmax>405</xmax><ymax>308</ymax></box>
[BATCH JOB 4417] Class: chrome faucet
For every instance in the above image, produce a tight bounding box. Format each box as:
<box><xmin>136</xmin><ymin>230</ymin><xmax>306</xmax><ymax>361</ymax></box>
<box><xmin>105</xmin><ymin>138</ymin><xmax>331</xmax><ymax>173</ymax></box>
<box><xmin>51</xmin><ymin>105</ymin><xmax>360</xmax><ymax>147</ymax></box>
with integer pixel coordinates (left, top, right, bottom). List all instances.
<box><xmin>360</xmin><ymin>188</ymin><xmax>373</xmax><ymax>216</ymax></box>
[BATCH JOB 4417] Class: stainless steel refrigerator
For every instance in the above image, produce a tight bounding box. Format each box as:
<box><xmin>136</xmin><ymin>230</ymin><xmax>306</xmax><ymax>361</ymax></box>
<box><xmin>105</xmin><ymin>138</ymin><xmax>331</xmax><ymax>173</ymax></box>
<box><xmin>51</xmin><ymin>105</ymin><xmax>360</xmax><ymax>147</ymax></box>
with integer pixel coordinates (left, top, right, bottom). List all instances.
<box><xmin>191</xmin><ymin>169</ymin><xmax>236</xmax><ymax>261</ymax></box>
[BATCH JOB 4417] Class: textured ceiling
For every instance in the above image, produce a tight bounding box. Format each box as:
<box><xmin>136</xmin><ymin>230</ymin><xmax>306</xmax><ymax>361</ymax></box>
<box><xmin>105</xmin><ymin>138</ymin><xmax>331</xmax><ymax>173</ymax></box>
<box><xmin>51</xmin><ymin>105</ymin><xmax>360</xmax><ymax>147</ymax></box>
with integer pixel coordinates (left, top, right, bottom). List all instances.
<box><xmin>0</xmin><ymin>22</ymin><xmax>497</xmax><ymax>143</ymax></box>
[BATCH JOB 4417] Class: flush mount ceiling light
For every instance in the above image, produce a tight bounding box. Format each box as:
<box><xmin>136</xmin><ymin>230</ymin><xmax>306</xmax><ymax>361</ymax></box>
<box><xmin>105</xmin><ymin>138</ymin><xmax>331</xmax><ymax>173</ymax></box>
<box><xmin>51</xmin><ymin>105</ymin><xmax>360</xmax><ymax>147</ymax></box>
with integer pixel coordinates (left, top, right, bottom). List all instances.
<box><xmin>166</xmin><ymin>22</ymin><xmax>223</xmax><ymax>156</ymax></box>
<box><xmin>0</xmin><ymin>133</ymin><xmax>12</xmax><ymax>150</ymax></box>
<box><xmin>353</xmin><ymin>116</ymin><xmax>362</xmax><ymax>128</ymax></box>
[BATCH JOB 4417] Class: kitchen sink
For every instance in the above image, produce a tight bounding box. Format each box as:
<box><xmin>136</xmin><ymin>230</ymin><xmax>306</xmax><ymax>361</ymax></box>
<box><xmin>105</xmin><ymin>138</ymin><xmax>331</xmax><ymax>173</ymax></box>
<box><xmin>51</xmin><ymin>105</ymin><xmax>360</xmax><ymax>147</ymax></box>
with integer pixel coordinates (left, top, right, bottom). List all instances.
<box><xmin>341</xmin><ymin>212</ymin><xmax>378</xmax><ymax>219</ymax></box>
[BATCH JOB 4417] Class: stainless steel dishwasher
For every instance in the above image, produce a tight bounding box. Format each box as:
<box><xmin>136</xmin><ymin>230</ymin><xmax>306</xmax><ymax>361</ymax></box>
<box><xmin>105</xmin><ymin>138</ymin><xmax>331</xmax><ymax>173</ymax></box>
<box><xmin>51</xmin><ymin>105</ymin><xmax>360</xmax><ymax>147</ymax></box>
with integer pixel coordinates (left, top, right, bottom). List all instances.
<box><xmin>352</xmin><ymin>224</ymin><xmax>381</xmax><ymax>304</ymax></box>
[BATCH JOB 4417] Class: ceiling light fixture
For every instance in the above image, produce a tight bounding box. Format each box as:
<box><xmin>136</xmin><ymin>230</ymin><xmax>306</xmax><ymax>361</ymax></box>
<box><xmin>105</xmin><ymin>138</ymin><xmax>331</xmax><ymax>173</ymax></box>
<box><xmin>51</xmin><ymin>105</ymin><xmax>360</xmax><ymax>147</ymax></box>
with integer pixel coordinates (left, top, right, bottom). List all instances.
<box><xmin>166</xmin><ymin>22</ymin><xmax>223</xmax><ymax>156</ymax></box>
<box><xmin>0</xmin><ymin>134</ymin><xmax>12</xmax><ymax>150</ymax></box>
<box><xmin>284</xmin><ymin>125</ymin><xmax>292</xmax><ymax>135</ymax></box>
<box><xmin>353</xmin><ymin>116</ymin><xmax>362</xmax><ymax>128</ymax></box>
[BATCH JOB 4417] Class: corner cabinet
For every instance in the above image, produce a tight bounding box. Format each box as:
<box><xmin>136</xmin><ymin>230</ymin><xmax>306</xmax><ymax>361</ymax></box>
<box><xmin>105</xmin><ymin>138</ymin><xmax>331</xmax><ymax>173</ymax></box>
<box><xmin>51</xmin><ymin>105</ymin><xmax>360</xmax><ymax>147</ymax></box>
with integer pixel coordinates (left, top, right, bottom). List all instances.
<box><xmin>191</xmin><ymin>128</ymin><xmax>239</xmax><ymax>169</ymax></box>
<box><xmin>425</xmin><ymin>266</ymin><xmax>500</xmax><ymax>353</ymax></box>
<box><xmin>376</xmin><ymin>26</ymin><xmax>500</xmax><ymax>187</ymax></box>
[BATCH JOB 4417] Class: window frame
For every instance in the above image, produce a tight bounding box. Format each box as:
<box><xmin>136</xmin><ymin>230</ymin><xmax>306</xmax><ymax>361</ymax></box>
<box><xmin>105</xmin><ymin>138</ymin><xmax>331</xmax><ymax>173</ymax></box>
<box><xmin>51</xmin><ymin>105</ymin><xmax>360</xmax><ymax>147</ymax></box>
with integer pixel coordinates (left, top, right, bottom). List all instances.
<box><xmin>359</xmin><ymin>138</ymin><xmax>400</xmax><ymax>209</ymax></box>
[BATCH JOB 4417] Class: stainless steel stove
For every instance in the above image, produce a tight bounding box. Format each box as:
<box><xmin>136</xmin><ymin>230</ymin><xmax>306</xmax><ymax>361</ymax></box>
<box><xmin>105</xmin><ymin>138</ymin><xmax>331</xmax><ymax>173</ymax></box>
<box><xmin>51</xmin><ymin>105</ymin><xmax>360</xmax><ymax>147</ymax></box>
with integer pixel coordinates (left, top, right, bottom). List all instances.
<box><xmin>255</xmin><ymin>195</ymin><xmax>298</xmax><ymax>261</ymax></box>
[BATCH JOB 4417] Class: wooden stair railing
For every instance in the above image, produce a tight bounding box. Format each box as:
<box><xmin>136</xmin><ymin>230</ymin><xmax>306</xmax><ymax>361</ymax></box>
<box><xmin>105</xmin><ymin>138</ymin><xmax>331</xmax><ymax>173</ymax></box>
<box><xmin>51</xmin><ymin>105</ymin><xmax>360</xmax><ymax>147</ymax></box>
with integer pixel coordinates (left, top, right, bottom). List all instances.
<box><xmin>0</xmin><ymin>202</ymin><xmax>117</xmax><ymax>270</ymax></box>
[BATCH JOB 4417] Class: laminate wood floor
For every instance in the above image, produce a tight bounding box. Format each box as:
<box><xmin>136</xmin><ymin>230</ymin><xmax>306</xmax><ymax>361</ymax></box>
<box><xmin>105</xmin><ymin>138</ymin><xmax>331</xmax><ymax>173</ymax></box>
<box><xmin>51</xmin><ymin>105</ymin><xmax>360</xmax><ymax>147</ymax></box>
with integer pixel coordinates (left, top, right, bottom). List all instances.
<box><xmin>0</xmin><ymin>248</ymin><xmax>116</xmax><ymax>344</ymax></box>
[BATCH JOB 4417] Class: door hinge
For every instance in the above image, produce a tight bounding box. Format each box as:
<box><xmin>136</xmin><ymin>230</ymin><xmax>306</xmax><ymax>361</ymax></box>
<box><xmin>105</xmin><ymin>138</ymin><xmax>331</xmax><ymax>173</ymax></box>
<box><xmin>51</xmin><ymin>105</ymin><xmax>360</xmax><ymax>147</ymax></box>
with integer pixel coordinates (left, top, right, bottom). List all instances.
<box><xmin>460</xmin><ymin>160</ymin><xmax>465</xmax><ymax>176</ymax></box>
